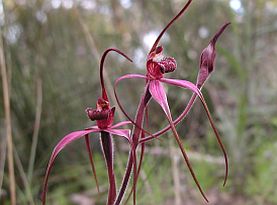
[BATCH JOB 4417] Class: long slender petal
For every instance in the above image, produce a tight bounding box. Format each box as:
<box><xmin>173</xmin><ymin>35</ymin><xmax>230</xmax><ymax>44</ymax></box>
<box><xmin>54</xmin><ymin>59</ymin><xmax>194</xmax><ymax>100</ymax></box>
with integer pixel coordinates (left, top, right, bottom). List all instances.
<box><xmin>110</xmin><ymin>121</ymin><xmax>132</xmax><ymax>129</ymax></box>
<box><xmin>104</xmin><ymin>128</ymin><xmax>131</xmax><ymax>142</ymax></box>
<box><xmin>148</xmin><ymin>80</ymin><xmax>209</xmax><ymax>202</ymax></box>
<box><xmin>41</xmin><ymin>129</ymin><xmax>99</xmax><ymax>205</ymax></box>
<box><xmin>139</xmin><ymin>93</ymin><xmax>197</xmax><ymax>143</ymax></box>
<box><xmin>116</xmin><ymin>73</ymin><xmax>147</xmax><ymax>81</ymax></box>
<box><xmin>85</xmin><ymin>135</ymin><xmax>100</xmax><ymax>192</ymax></box>
<box><xmin>160</xmin><ymin>77</ymin><xmax>228</xmax><ymax>186</ymax></box>
<box><xmin>85</xmin><ymin>125</ymin><xmax>98</xmax><ymax>130</ymax></box>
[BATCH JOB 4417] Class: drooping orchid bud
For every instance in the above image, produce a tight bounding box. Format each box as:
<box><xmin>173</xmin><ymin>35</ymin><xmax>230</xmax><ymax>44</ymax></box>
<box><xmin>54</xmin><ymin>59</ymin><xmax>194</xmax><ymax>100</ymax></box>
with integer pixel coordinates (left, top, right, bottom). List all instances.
<box><xmin>197</xmin><ymin>22</ymin><xmax>230</xmax><ymax>88</ymax></box>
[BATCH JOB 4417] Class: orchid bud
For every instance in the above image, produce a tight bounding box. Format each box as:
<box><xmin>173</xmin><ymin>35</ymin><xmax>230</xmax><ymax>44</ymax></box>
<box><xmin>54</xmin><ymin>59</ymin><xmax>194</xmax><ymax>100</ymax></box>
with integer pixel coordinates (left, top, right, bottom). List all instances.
<box><xmin>196</xmin><ymin>22</ymin><xmax>230</xmax><ymax>88</ymax></box>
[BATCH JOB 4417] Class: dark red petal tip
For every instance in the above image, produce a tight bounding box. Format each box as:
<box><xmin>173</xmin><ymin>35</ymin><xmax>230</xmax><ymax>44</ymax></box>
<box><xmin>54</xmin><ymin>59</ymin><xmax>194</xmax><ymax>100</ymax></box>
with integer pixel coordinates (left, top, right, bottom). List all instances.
<box><xmin>210</xmin><ymin>22</ymin><xmax>231</xmax><ymax>46</ymax></box>
<box><xmin>149</xmin><ymin>0</ymin><xmax>192</xmax><ymax>54</ymax></box>
<box><xmin>197</xmin><ymin>22</ymin><xmax>231</xmax><ymax>88</ymax></box>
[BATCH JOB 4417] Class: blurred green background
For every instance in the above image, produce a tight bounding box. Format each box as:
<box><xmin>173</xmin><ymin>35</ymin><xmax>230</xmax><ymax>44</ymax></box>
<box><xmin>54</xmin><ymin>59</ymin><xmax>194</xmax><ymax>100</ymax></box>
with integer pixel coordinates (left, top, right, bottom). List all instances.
<box><xmin>0</xmin><ymin>0</ymin><xmax>277</xmax><ymax>204</ymax></box>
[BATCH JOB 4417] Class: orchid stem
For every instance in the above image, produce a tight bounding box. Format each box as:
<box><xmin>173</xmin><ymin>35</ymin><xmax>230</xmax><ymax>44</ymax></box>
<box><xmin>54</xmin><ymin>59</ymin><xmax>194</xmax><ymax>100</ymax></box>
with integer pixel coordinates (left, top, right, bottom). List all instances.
<box><xmin>114</xmin><ymin>88</ymin><xmax>151</xmax><ymax>205</ymax></box>
<box><xmin>114</xmin><ymin>151</ymin><xmax>133</xmax><ymax>205</ymax></box>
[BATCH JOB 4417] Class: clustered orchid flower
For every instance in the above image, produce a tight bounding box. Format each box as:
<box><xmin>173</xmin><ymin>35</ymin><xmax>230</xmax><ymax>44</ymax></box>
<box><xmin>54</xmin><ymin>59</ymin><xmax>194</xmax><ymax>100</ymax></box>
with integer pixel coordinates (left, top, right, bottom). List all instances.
<box><xmin>41</xmin><ymin>49</ymin><xmax>133</xmax><ymax>205</ymax></box>
<box><xmin>42</xmin><ymin>0</ymin><xmax>230</xmax><ymax>204</ymax></box>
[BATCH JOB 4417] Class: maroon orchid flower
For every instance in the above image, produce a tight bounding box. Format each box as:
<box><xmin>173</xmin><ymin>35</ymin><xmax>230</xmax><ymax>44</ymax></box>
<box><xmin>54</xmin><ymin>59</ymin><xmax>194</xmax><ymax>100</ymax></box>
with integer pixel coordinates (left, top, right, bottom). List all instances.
<box><xmin>41</xmin><ymin>48</ymin><xmax>133</xmax><ymax>205</ymax></box>
<box><xmin>113</xmin><ymin>0</ymin><xmax>230</xmax><ymax>204</ymax></box>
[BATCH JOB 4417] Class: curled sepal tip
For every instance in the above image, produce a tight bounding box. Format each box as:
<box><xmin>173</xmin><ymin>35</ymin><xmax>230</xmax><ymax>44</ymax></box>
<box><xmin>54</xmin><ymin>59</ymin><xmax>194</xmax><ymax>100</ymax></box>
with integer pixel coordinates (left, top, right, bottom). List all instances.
<box><xmin>100</xmin><ymin>48</ymin><xmax>133</xmax><ymax>101</ymax></box>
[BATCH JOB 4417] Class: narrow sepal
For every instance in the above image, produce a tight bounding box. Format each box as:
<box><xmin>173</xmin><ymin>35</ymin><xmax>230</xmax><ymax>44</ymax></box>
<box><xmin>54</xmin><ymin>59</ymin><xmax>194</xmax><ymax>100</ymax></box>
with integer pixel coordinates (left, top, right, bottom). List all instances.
<box><xmin>110</xmin><ymin>121</ymin><xmax>132</xmax><ymax>129</ymax></box>
<box><xmin>148</xmin><ymin>80</ymin><xmax>209</xmax><ymax>202</ymax></box>
<box><xmin>161</xmin><ymin>78</ymin><xmax>228</xmax><ymax>186</ymax></box>
<box><xmin>85</xmin><ymin>135</ymin><xmax>100</xmax><ymax>192</ymax></box>
<box><xmin>41</xmin><ymin>129</ymin><xmax>99</xmax><ymax>205</ymax></box>
<box><xmin>139</xmin><ymin>94</ymin><xmax>198</xmax><ymax>143</ymax></box>
<box><xmin>104</xmin><ymin>128</ymin><xmax>131</xmax><ymax>142</ymax></box>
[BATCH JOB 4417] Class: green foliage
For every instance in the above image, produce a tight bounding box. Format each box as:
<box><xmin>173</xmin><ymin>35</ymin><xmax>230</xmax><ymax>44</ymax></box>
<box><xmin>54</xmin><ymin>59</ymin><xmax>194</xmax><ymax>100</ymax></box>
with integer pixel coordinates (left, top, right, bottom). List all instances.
<box><xmin>246</xmin><ymin>142</ymin><xmax>277</xmax><ymax>204</ymax></box>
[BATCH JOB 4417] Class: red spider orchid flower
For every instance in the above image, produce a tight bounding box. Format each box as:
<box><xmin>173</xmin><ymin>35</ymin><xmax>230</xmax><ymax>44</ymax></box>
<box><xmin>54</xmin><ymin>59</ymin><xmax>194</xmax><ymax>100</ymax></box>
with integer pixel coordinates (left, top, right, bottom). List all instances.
<box><xmin>113</xmin><ymin>0</ymin><xmax>230</xmax><ymax>204</ymax></box>
<box><xmin>41</xmin><ymin>48</ymin><xmax>133</xmax><ymax>205</ymax></box>
<box><xmin>140</xmin><ymin>22</ymin><xmax>231</xmax><ymax>185</ymax></box>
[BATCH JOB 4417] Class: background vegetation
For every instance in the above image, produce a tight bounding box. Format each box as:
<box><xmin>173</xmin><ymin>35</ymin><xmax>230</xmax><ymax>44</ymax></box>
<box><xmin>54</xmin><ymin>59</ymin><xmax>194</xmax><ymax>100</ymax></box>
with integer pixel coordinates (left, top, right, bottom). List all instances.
<box><xmin>1</xmin><ymin>0</ymin><xmax>277</xmax><ymax>204</ymax></box>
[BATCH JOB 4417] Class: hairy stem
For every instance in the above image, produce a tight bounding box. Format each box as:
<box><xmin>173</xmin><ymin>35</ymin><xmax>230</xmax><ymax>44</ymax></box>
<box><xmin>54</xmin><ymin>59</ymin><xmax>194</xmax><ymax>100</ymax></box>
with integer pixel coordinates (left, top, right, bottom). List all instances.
<box><xmin>114</xmin><ymin>87</ymin><xmax>151</xmax><ymax>205</ymax></box>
